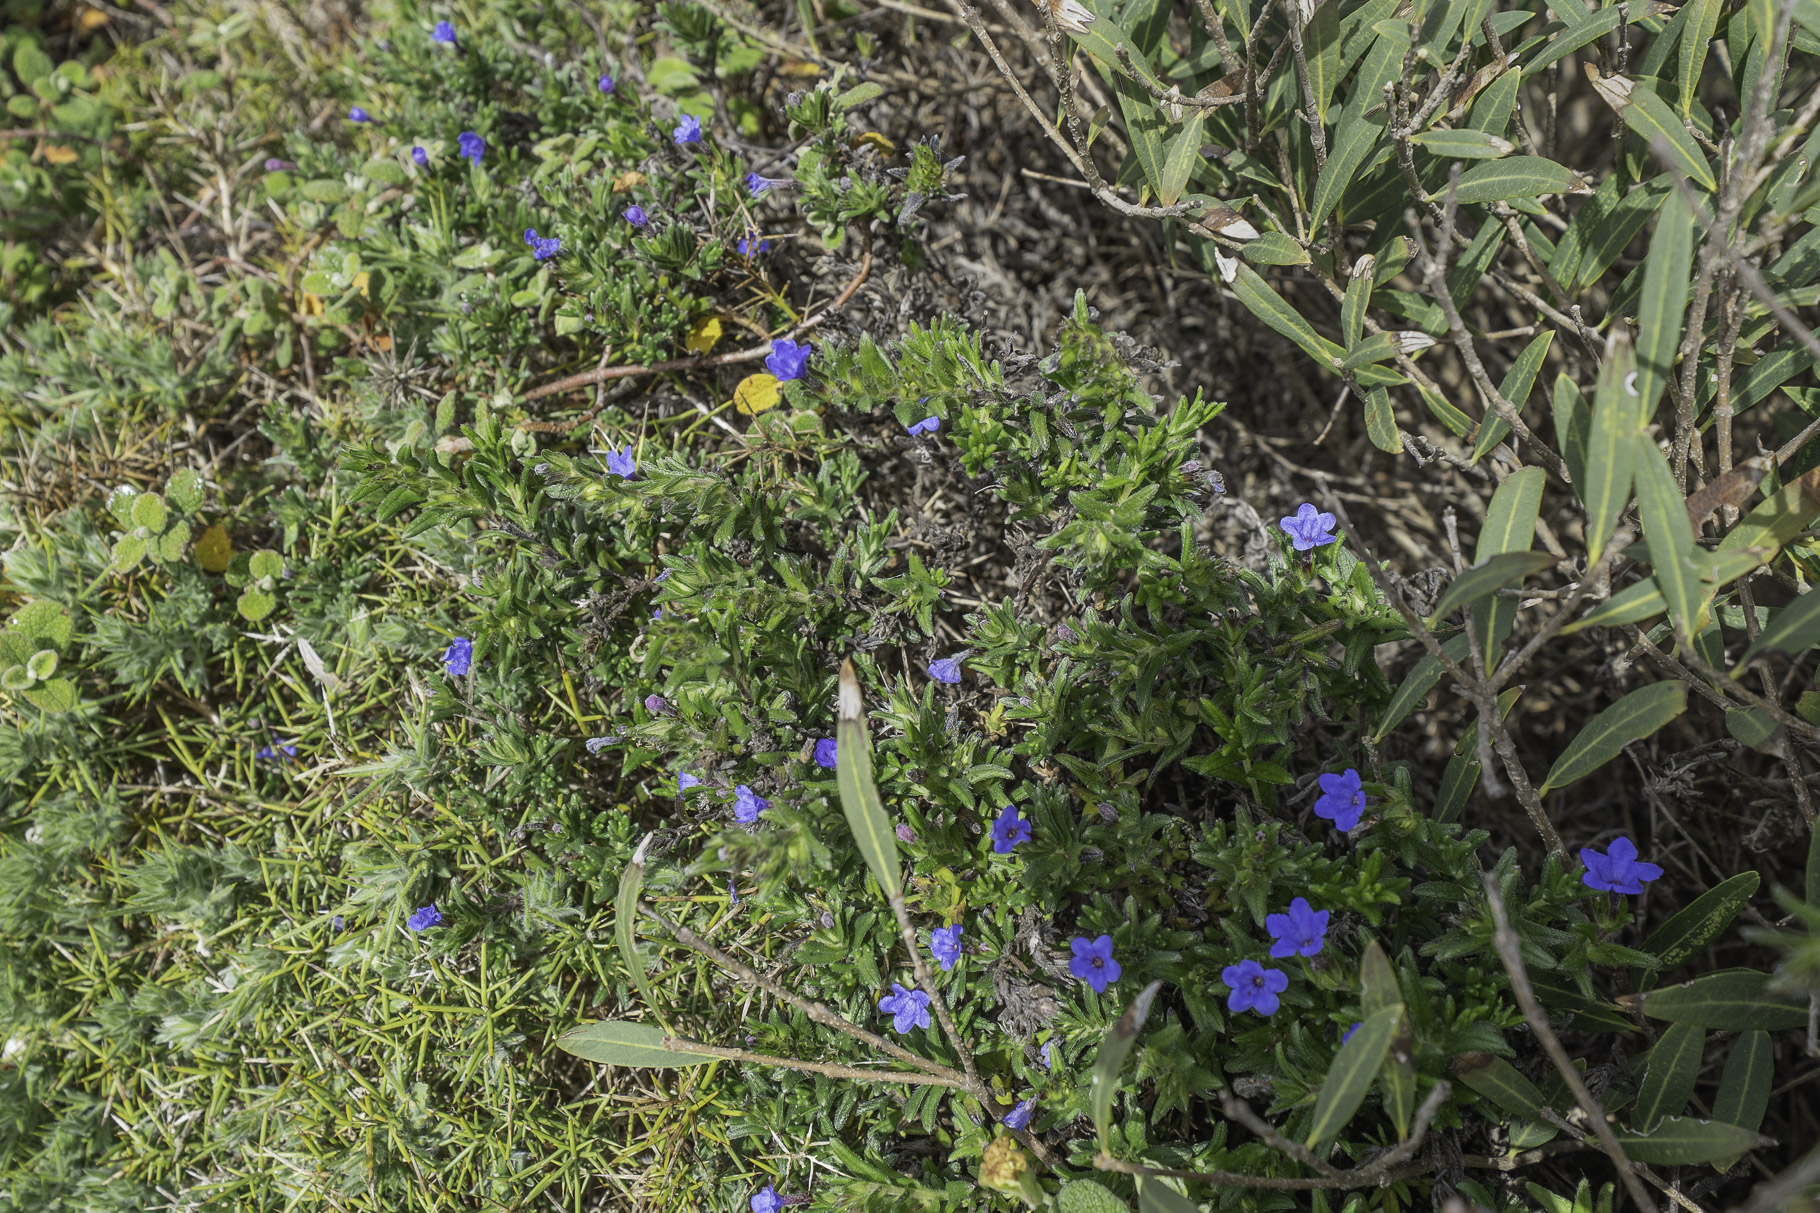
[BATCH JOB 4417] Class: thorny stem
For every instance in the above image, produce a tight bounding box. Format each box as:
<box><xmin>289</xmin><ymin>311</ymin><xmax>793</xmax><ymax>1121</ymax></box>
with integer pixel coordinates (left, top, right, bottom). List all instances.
<box><xmin>1485</xmin><ymin>883</ymin><xmax>1658</xmax><ymax>1213</ymax></box>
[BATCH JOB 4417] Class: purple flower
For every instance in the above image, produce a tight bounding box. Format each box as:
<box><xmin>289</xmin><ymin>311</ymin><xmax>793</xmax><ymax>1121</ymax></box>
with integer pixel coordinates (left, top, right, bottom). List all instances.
<box><xmin>930</xmin><ymin>924</ymin><xmax>963</xmax><ymax>971</ymax></box>
<box><xmin>927</xmin><ymin>654</ymin><xmax>964</xmax><ymax>684</ymax></box>
<box><xmin>1280</xmin><ymin>502</ymin><xmax>1338</xmax><ymax>551</ymax></box>
<box><xmin>673</xmin><ymin>113</ymin><xmax>703</xmax><ymax>144</ymax></box>
<box><xmin>431</xmin><ymin>19</ymin><xmax>456</xmax><ymax>44</ymax></box>
<box><xmin>1003</xmin><ymin>1097</ymin><xmax>1036</xmax><ymax>1131</ymax></box>
<box><xmin>598</xmin><ymin>72</ymin><xmax>616</xmax><ymax>96</ymax></box>
<box><xmin>255</xmin><ymin>738</ymin><xmax>298</xmax><ymax>760</ymax></box>
<box><xmin>443</xmin><ymin>637</ymin><xmax>473</xmax><ymax>677</ymax></box>
<box><xmin>332</xmin><ymin>915</ymin><xmax>346</xmax><ymax>932</ymax></box>
<box><xmin>990</xmin><ymin>804</ymin><xmax>1031</xmax><ymax>853</ymax></box>
<box><xmin>1069</xmin><ymin>934</ymin><xmax>1121</xmax><ymax>993</ymax></box>
<box><xmin>878</xmin><ymin>982</ymin><xmax>931</xmax><ymax>1033</ymax></box>
<box><xmin>1265</xmin><ymin>897</ymin><xmax>1330</xmax><ymax>958</ymax></box>
<box><xmin>264</xmin><ymin>157</ymin><xmax>295</xmax><ymax>171</ymax></box>
<box><xmin>411</xmin><ymin>146</ymin><xmax>428</xmax><ymax>166</ymax></box>
<box><xmin>733</xmin><ymin>784</ymin><xmax>769</xmax><ymax>823</ymax></box>
<box><xmin>1580</xmin><ymin>836</ymin><xmax>1664</xmax><ymax>895</ymax></box>
<box><xmin>906</xmin><ymin>415</ymin><xmax>940</xmax><ymax>436</ymax></box>
<box><xmin>348</xmin><ymin>106</ymin><xmax>373</xmax><ymax>123</ymax></box>
<box><xmin>1054</xmin><ymin>622</ymin><xmax>1077</xmax><ymax>642</ymax></box>
<box><xmin>1313</xmin><ymin>769</ymin><xmax>1365</xmax><ymax>832</ymax></box>
<box><xmin>407</xmin><ymin>904</ymin><xmax>443</xmax><ymax>932</ymax></box>
<box><xmin>679</xmin><ymin>771</ymin><xmax>702</xmax><ymax>794</ymax></box>
<box><xmin>604</xmin><ymin>445</ymin><xmax>637</xmax><ymax>479</ymax></box>
<box><xmin>751</xmin><ymin>1184</ymin><xmax>781</xmax><ymax>1213</ymax></box>
<box><xmin>737</xmin><ymin>232</ymin><xmax>771</xmax><ymax>256</ymax></box>
<box><xmin>457</xmin><ymin>130</ymin><xmax>486</xmax><ymax>165</ymax></box>
<box><xmin>746</xmin><ymin>171</ymin><xmax>789</xmax><ymax>196</ymax></box>
<box><xmin>766</xmin><ymin>339</ymin><xmax>811</xmax><ymax>382</ymax></box>
<box><xmin>624</xmin><ymin>204</ymin><xmax>648</xmax><ymax>227</ymax></box>
<box><xmin>895</xmin><ymin>823</ymin><xmax>916</xmax><ymax>843</ymax></box>
<box><xmin>1341</xmin><ymin>1021</ymin><xmax>1363</xmax><ymax>1045</ymax></box>
<box><xmin>1042</xmin><ymin>1041</ymin><xmax>1055</xmax><ymax>1070</ymax></box>
<box><xmin>813</xmin><ymin>738</ymin><xmax>838</xmax><ymax>769</ymax></box>
<box><xmin>644</xmin><ymin>694</ymin><xmax>669</xmax><ymax>715</ymax></box>
<box><xmin>585</xmin><ymin>735</ymin><xmax>621</xmax><ymax>754</ymax></box>
<box><xmin>1222</xmin><ymin>958</ymin><xmax>1289</xmax><ymax>1016</ymax></box>
<box><xmin>524</xmin><ymin>227</ymin><xmax>563</xmax><ymax>261</ymax></box>
<box><xmin>728</xmin><ymin>880</ymin><xmax>740</xmax><ymax>907</ymax></box>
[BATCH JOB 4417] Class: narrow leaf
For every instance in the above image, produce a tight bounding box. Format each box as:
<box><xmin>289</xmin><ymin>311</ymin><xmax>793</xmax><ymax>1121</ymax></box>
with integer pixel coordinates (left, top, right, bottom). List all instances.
<box><xmin>1553</xmin><ymin>374</ymin><xmax>1591</xmax><ymax>489</ymax></box>
<box><xmin>1740</xmin><ymin>589</ymin><xmax>1820</xmax><ymax>665</ymax></box>
<box><xmin>1471</xmin><ymin>465</ymin><xmax>1548</xmax><ymax>667</ymax></box>
<box><xmin>1364</xmin><ymin>386</ymin><xmax>1401</xmax><ymax>453</ymax></box>
<box><xmin>1540</xmin><ymin>680</ymin><xmax>1688</xmax><ymax>792</ymax></box>
<box><xmin>1634</xmin><ymin>188</ymin><xmax>1696</xmax><ymax>423</ymax></box>
<box><xmin>836</xmin><ymin>659</ymin><xmax>901</xmax><ymax>899</ymax></box>
<box><xmin>1091</xmin><ymin>980</ymin><xmax>1165</xmax><ymax>1151</ymax></box>
<box><xmin>1474</xmin><ymin>331</ymin><xmax>1556</xmax><ymax>461</ymax></box>
<box><xmin>615</xmin><ymin>834</ymin><xmax>657</xmax><ymax>1011</ymax></box>
<box><xmin>1305</xmin><ymin>1004</ymin><xmax>1400</xmax><ymax>1149</ymax></box>
<box><xmin>1358</xmin><ymin>939</ymin><xmax>1401</xmax><ymax>1016</ymax></box>
<box><xmin>1429</xmin><ymin>551</ymin><xmax>1556</xmax><ymax>623</ymax></box>
<box><xmin>1618</xmin><ymin>81</ymin><xmax>1718</xmax><ymax>192</ymax></box>
<box><xmin>1138</xmin><ymin>1178</ymin><xmax>1200</xmax><ymax>1213</ymax></box>
<box><xmin>1438</xmin><ymin>156</ymin><xmax>1577</xmax><ymax>204</ymax></box>
<box><xmin>1411</xmin><ymin>128</ymin><xmax>1516</xmax><ymax>159</ymax></box>
<box><xmin>1633</xmin><ymin>436</ymin><xmax>1704</xmax><ymax>643</ymax></box>
<box><xmin>1640</xmin><ymin>872</ymin><xmax>1761</xmax><ymax>970</ymax></box>
<box><xmin>1677</xmin><ymin>0</ymin><xmax>1723</xmax><ymax>120</ymax></box>
<box><xmin>1584</xmin><ymin>336</ymin><xmax>1638</xmax><ymax>566</ymax></box>
<box><xmin>1374</xmin><ymin>634</ymin><xmax>1473</xmax><ymax>740</ymax></box>
<box><xmin>1610</xmin><ymin>1117</ymin><xmax>1773</xmax><ymax>1165</ymax></box>
<box><xmin>1231</xmin><ymin>265</ymin><xmax>1344</xmax><ymax>366</ymax></box>
<box><xmin>1626</xmin><ymin>969</ymin><xmax>1809</xmax><ymax>1030</ymax></box>
<box><xmin>1718</xmin><ymin>466</ymin><xmax>1820</xmax><ymax>557</ymax></box>
<box><xmin>1633</xmin><ymin>1022</ymin><xmax>1703</xmax><ymax>1132</ymax></box>
<box><xmin>1454</xmin><ymin>1054</ymin><xmax>1553</xmax><ymax>1122</ymax></box>
<box><xmin>1711</xmin><ymin>1031</ymin><xmax>1774</xmax><ymax>1145</ymax></box>
<box><xmin>555</xmin><ymin>1020</ymin><xmax>717</xmax><ymax>1068</ymax></box>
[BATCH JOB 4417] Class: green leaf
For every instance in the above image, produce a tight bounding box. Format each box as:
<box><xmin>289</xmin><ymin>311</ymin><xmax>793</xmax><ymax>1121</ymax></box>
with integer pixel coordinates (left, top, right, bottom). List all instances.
<box><xmin>1230</xmin><ymin>266</ymin><xmax>1344</xmax><ymax>366</ymax></box>
<box><xmin>237</xmin><ymin>588</ymin><xmax>277</xmax><ymax>621</ymax></box>
<box><xmin>131</xmin><ymin>491</ymin><xmax>168</xmax><ymax>532</ymax></box>
<box><xmin>836</xmin><ymin>661</ymin><xmax>901</xmax><ymax>900</ymax></box>
<box><xmin>1438</xmin><ymin>156</ymin><xmax>1577</xmax><ymax>204</ymax></box>
<box><xmin>1429</xmin><ymin>551</ymin><xmax>1555</xmax><ymax>623</ymax></box>
<box><xmin>1411</xmin><ymin>128</ymin><xmax>1516</xmax><ymax>159</ymax></box>
<box><xmin>1632</xmin><ymin>436</ymin><xmax>1703</xmax><ymax>642</ymax></box>
<box><xmin>1310</xmin><ymin>101</ymin><xmax>1387</xmax><ymax>230</ymax></box>
<box><xmin>1710</xmin><ymin>1031</ymin><xmax>1773</xmax><ymax>1165</ymax></box>
<box><xmin>1454</xmin><ymin>1054</ymin><xmax>1555</xmax><ymax>1132</ymax></box>
<box><xmin>1584</xmin><ymin>338</ymin><xmax>1639</xmax><ymax>566</ymax></box>
<box><xmin>1113</xmin><ymin>75</ymin><xmax>1203</xmax><ymax>207</ymax></box>
<box><xmin>1474</xmin><ymin>331</ymin><xmax>1556</xmax><ymax>461</ymax></box>
<box><xmin>112</xmin><ymin>535</ymin><xmax>148</xmax><ymax>572</ymax></box>
<box><xmin>1300</xmin><ymin>1</ymin><xmax>1342</xmax><ymax>126</ymax></box>
<box><xmin>1610</xmin><ymin>1117</ymin><xmax>1772</xmax><ymax>1165</ymax></box>
<box><xmin>1677</xmin><ymin>0</ymin><xmax>1724</xmax><ymax>120</ymax></box>
<box><xmin>1718</xmin><ymin>468</ymin><xmax>1820</xmax><ymax>557</ymax></box>
<box><xmin>554</xmin><ymin>1020</ymin><xmax>717</xmax><ymax>1068</ymax></box>
<box><xmin>1629</xmin><ymin>969</ymin><xmax>1809</xmax><ymax>1030</ymax></box>
<box><xmin>1305</xmin><ymin>1004</ymin><xmax>1400</xmax><ymax>1149</ymax></box>
<box><xmin>24</xmin><ymin>649</ymin><xmax>57</xmax><ymax>681</ymax></box>
<box><xmin>834</xmin><ymin>81</ymin><xmax>884</xmax><ymax>110</ymax></box>
<box><xmin>1359</xmin><ymin>940</ymin><xmax>1414</xmax><ymax>1138</ymax></box>
<box><xmin>1633</xmin><ymin>1022</ymin><xmax>1703</xmax><ymax>1132</ymax></box>
<box><xmin>166</xmin><ymin>468</ymin><xmax>206</xmax><ymax>514</ymax></box>
<box><xmin>1137</xmin><ymin>1178</ymin><xmax>1200</xmax><ymax>1213</ymax></box>
<box><xmin>249</xmin><ymin>549</ymin><xmax>284</xmax><ymax>579</ymax></box>
<box><xmin>1358</xmin><ymin>939</ymin><xmax>1400</xmax><ymax>1016</ymax></box>
<box><xmin>1467</xmin><ymin>67</ymin><xmax>1523</xmax><ymax>136</ymax></box>
<box><xmin>362</xmin><ymin>157</ymin><xmax>407</xmax><ymax>186</ymax></box>
<box><xmin>1342</xmin><ymin>260</ymin><xmax>1372</xmax><ymax>349</ymax></box>
<box><xmin>1090</xmin><ymin>979</ymin><xmax>1163</xmax><ymax>1152</ymax></box>
<box><xmin>9</xmin><ymin>600</ymin><xmax>72</xmax><ymax>647</ymax></box>
<box><xmin>21</xmin><ymin>677</ymin><xmax>77</xmax><ymax>713</ymax></box>
<box><xmin>1640</xmin><ymin>872</ymin><xmax>1760</xmax><ymax>970</ymax></box>
<box><xmin>1342</xmin><ymin>331</ymin><xmax>1401</xmax><ymax>369</ymax></box>
<box><xmin>1240</xmin><ymin>231</ymin><xmax>1311</xmax><ymax>267</ymax></box>
<box><xmin>1616</xmin><ymin>82</ymin><xmax>1717</xmax><ymax>193</ymax></box>
<box><xmin>1634</xmin><ymin>188</ymin><xmax>1696</xmax><ymax>424</ymax></box>
<box><xmin>615</xmin><ymin>840</ymin><xmax>657</xmax><ymax>1011</ymax></box>
<box><xmin>1553</xmin><ymin>374</ymin><xmax>1591</xmax><ymax>489</ymax></box>
<box><xmin>1540</xmin><ymin>681</ymin><xmax>1688</xmax><ymax>792</ymax></box>
<box><xmin>1470</xmin><ymin>465</ymin><xmax>1547</xmax><ymax>667</ymax></box>
<box><xmin>1374</xmin><ymin>633</ymin><xmax>1473</xmax><ymax>741</ymax></box>
<box><xmin>1740</xmin><ymin>589</ymin><xmax>1820</xmax><ymax>665</ymax></box>
<box><xmin>157</xmin><ymin>524</ymin><xmax>190</xmax><ymax>564</ymax></box>
<box><xmin>1363</xmin><ymin>387</ymin><xmax>1400</xmax><ymax>453</ymax></box>
<box><xmin>1057</xmin><ymin>1180</ymin><xmax>1133</xmax><ymax>1213</ymax></box>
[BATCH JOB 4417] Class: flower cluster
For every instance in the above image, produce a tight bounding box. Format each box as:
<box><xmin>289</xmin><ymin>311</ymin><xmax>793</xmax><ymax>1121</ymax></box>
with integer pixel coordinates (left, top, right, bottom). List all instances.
<box><xmin>1221</xmin><ymin>896</ymin><xmax>1330</xmax><ymax>1016</ymax></box>
<box><xmin>523</xmin><ymin>228</ymin><xmax>563</xmax><ymax>261</ymax></box>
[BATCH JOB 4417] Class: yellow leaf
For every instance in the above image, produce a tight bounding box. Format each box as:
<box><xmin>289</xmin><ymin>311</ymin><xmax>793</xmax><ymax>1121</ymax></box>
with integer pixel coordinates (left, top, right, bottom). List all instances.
<box><xmin>732</xmin><ymin>373</ymin><xmax>782</xmax><ymax>416</ymax></box>
<box><xmin>43</xmin><ymin>145</ymin><xmax>79</xmax><ymax>165</ymax></box>
<box><xmin>76</xmin><ymin>5</ymin><xmax>112</xmax><ymax>31</ymax></box>
<box><xmin>300</xmin><ymin>293</ymin><xmax>325</xmax><ymax>316</ymax></box>
<box><xmin>779</xmin><ymin>59</ymin><xmax>823</xmax><ymax>77</ymax></box>
<box><xmin>195</xmin><ymin>524</ymin><xmax>233</xmax><ymax>574</ymax></box>
<box><xmin>352</xmin><ymin>271</ymin><xmax>370</xmax><ymax>299</ymax></box>
<box><xmin>684</xmin><ymin>316</ymin><xmax>723</xmax><ymax>355</ymax></box>
<box><xmin>852</xmin><ymin>132</ymin><xmax>896</xmax><ymax>156</ymax></box>
<box><xmin>613</xmin><ymin>171</ymin><xmax>647</xmax><ymax>193</ymax></box>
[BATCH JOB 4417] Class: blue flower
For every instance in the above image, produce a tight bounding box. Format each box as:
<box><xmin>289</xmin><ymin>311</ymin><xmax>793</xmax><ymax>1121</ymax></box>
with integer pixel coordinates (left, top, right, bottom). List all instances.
<box><xmin>878</xmin><ymin>982</ymin><xmax>931</xmax><ymax>1033</ymax></box>
<box><xmin>1280</xmin><ymin>502</ymin><xmax>1338</xmax><ymax>551</ymax></box>
<box><xmin>332</xmin><ymin>915</ymin><xmax>346</xmax><ymax>932</ymax></box>
<box><xmin>746</xmin><ymin>171</ymin><xmax>789</xmax><ymax>196</ymax></box>
<box><xmin>623</xmin><ymin>204</ymin><xmax>648</xmax><ymax>227</ymax></box>
<box><xmin>737</xmin><ymin>232</ymin><xmax>771</xmax><ymax>256</ymax></box>
<box><xmin>1002</xmin><ymin>1097</ymin><xmax>1036</xmax><ymax>1131</ymax></box>
<box><xmin>644</xmin><ymin>694</ymin><xmax>669</xmax><ymax>715</ymax></box>
<box><xmin>457</xmin><ymin>130</ymin><xmax>486</xmax><ymax>165</ymax></box>
<box><xmin>1069</xmin><ymin>934</ymin><xmax>1120</xmax><ymax>993</ymax></box>
<box><xmin>1042</xmin><ymin>1040</ymin><xmax>1056</xmax><ymax>1070</ymax></box>
<box><xmin>444</xmin><ymin>637</ymin><xmax>473</xmax><ymax>677</ymax></box>
<box><xmin>524</xmin><ymin>228</ymin><xmax>563</xmax><ymax>261</ymax></box>
<box><xmin>750</xmin><ymin>1183</ymin><xmax>781</xmax><ymax>1213</ymax></box>
<box><xmin>411</xmin><ymin>145</ymin><xmax>428</xmax><ymax>166</ymax></box>
<box><xmin>431</xmin><ymin>20</ymin><xmax>456</xmax><ymax>44</ymax></box>
<box><xmin>927</xmin><ymin>654</ymin><xmax>964</xmax><ymax>683</ymax></box>
<box><xmin>598</xmin><ymin>72</ymin><xmax>616</xmax><ymax>96</ymax></box>
<box><xmin>604</xmin><ymin>445</ymin><xmax>637</xmax><ymax>478</ymax></box>
<box><xmin>813</xmin><ymin>738</ymin><xmax>838</xmax><ymax>769</ymax></box>
<box><xmin>990</xmin><ymin>804</ymin><xmax>1031</xmax><ymax>853</ymax></box>
<box><xmin>673</xmin><ymin>113</ymin><xmax>703</xmax><ymax>144</ymax></box>
<box><xmin>348</xmin><ymin>106</ymin><xmax>373</xmax><ymax>123</ymax></box>
<box><xmin>407</xmin><ymin>903</ymin><xmax>443</xmax><ymax>932</ymax></box>
<box><xmin>255</xmin><ymin>737</ymin><xmax>297</xmax><ymax>760</ymax></box>
<box><xmin>1265</xmin><ymin>897</ymin><xmax>1330</xmax><ymax>958</ymax></box>
<box><xmin>1222</xmin><ymin>958</ymin><xmax>1288</xmax><ymax>1016</ymax></box>
<box><xmin>930</xmin><ymin>923</ymin><xmax>963</xmax><ymax>971</ymax></box>
<box><xmin>1313</xmin><ymin>768</ymin><xmax>1365</xmax><ymax>831</ymax></box>
<box><xmin>729</xmin><ymin>880</ymin><xmax>740</xmax><ymax>907</ymax></box>
<box><xmin>766</xmin><ymin>339</ymin><xmax>811</xmax><ymax>382</ymax></box>
<box><xmin>1341</xmin><ymin>1021</ymin><xmax>1363</xmax><ymax>1045</ymax></box>
<box><xmin>895</xmin><ymin>822</ymin><xmax>916</xmax><ymax>843</ymax></box>
<box><xmin>906</xmin><ymin>416</ymin><xmax>940</xmax><ymax>436</ymax></box>
<box><xmin>733</xmin><ymin>784</ymin><xmax>769</xmax><ymax>823</ymax></box>
<box><xmin>1580</xmin><ymin>836</ymin><xmax>1664</xmax><ymax>895</ymax></box>
<box><xmin>679</xmin><ymin>771</ymin><xmax>702</xmax><ymax>794</ymax></box>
